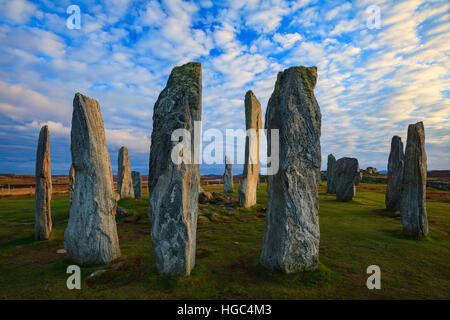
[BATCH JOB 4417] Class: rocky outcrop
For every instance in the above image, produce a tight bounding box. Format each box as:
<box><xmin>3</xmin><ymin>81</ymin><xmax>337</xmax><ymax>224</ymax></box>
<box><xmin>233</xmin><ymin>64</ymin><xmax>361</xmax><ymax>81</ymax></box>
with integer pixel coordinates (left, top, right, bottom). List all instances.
<box><xmin>400</xmin><ymin>122</ymin><xmax>428</xmax><ymax>238</ymax></box>
<box><xmin>326</xmin><ymin>154</ymin><xmax>336</xmax><ymax>193</ymax></box>
<box><xmin>148</xmin><ymin>62</ymin><xmax>202</xmax><ymax>276</ymax></box>
<box><xmin>116</xmin><ymin>206</ymin><xmax>133</xmax><ymax>218</ymax></box>
<box><xmin>260</xmin><ymin>66</ymin><xmax>321</xmax><ymax>273</ymax></box>
<box><xmin>64</xmin><ymin>93</ymin><xmax>121</xmax><ymax>266</ymax></box>
<box><xmin>118</xmin><ymin>146</ymin><xmax>135</xmax><ymax>199</ymax></box>
<box><xmin>385</xmin><ymin>136</ymin><xmax>404</xmax><ymax>211</ymax></box>
<box><xmin>131</xmin><ymin>171</ymin><xmax>141</xmax><ymax>198</ymax></box>
<box><xmin>35</xmin><ymin>125</ymin><xmax>52</xmax><ymax>240</ymax></box>
<box><xmin>68</xmin><ymin>164</ymin><xmax>75</xmax><ymax>205</ymax></box>
<box><xmin>365</xmin><ymin>167</ymin><xmax>378</xmax><ymax>174</ymax></box>
<box><xmin>335</xmin><ymin>157</ymin><xmax>360</xmax><ymax>201</ymax></box>
<box><xmin>223</xmin><ymin>156</ymin><xmax>234</xmax><ymax>193</ymax></box>
<box><xmin>238</xmin><ymin>90</ymin><xmax>262</xmax><ymax>207</ymax></box>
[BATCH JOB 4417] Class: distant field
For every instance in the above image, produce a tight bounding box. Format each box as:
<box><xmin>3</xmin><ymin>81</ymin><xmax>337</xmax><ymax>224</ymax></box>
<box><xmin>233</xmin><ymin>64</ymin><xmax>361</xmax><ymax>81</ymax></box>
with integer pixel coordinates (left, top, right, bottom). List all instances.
<box><xmin>0</xmin><ymin>182</ymin><xmax>449</xmax><ymax>299</ymax></box>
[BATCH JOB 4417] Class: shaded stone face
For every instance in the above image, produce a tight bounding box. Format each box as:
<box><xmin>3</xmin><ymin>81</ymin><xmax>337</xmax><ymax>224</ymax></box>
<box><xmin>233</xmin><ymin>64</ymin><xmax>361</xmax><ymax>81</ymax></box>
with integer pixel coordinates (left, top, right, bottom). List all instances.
<box><xmin>326</xmin><ymin>154</ymin><xmax>336</xmax><ymax>193</ymax></box>
<box><xmin>386</xmin><ymin>136</ymin><xmax>404</xmax><ymax>211</ymax></box>
<box><xmin>118</xmin><ymin>146</ymin><xmax>135</xmax><ymax>199</ymax></box>
<box><xmin>148</xmin><ymin>62</ymin><xmax>201</xmax><ymax>276</ymax></box>
<box><xmin>365</xmin><ymin>167</ymin><xmax>378</xmax><ymax>174</ymax></box>
<box><xmin>260</xmin><ymin>66</ymin><xmax>321</xmax><ymax>274</ymax></box>
<box><xmin>238</xmin><ymin>90</ymin><xmax>262</xmax><ymax>207</ymax></box>
<box><xmin>223</xmin><ymin>156</ymin><xmax>234</xmax><ymax>193</ymax></box>
<box><xmin>64</xmin><ymin>93</ymin><xmax>121</xmax><ymax>266</ymax></box>
<box><xmin>68</xmin><ymin>164</ymin><xmax>75</xmax><ymax>205</ymax></box>
<box><xmin>400</xmin><ymin>122</ymin><xmax>428</xmax><ymax>238</ymax></box>
<box><xmin>335</xmin><ymin>157</ymin><xmax>360</xmax><ymax>202</ymax></box>
<box><xmin>131</xmin><ymin>171</ymin><xmax>141</xmax><ymax>199</ymax></box>
<box><xmin>35</xmin><ymin>125</ymin><xmax>52</xmax><ymax>240</ymax></box>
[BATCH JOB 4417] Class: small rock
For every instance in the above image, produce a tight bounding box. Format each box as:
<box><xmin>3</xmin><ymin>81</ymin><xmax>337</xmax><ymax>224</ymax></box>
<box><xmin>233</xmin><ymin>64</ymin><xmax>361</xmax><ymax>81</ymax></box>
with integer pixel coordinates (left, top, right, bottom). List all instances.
<box><xmin>199</xmin><ymin>190</ymin><xmax>213</xmax><ymax>204</ymax></box>
<box><xmin>233</xmin><ymin>241</ymin><xmax>239</xmax><ymax>245</ymax></box>
<box><xmin>116</xmin><ymin>206</ymin><xmax>133</xmax><ymax>218</ymax></box>
<box><xmin>111</xmin><ymin>262</ymin><xmax>124</xmax><ymax>270</ymax></box>
<box><xmin>198</xmin><ymin>216</ymin><xmax>209</xmax><ymax>223</ymax></box>
<box><xmin>56</xmin><ymin>249</ymin><xmax>66</xmax><ymax>254</ymax></box>
<box><xmin>89</xmin><ymin>269</ymin><xmax>106</xmax><ymax>278</ymax></box>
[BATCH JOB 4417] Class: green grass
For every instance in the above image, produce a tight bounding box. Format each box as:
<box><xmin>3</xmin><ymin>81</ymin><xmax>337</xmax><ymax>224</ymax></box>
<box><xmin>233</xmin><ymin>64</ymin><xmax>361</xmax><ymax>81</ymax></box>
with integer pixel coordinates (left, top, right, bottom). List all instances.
<box><xmin>0</xmin><ymin>182</ymin><xmax>449</xmax><ymax>299</ymax></box>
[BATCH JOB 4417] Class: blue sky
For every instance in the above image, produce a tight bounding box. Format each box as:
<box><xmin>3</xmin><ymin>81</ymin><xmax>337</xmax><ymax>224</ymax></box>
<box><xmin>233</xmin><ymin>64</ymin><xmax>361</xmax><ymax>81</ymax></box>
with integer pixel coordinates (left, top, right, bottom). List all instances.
<box><xmin>0</xmin><ymin>0</ymin><xmax>448</xmax><ymax>175</ymax></box>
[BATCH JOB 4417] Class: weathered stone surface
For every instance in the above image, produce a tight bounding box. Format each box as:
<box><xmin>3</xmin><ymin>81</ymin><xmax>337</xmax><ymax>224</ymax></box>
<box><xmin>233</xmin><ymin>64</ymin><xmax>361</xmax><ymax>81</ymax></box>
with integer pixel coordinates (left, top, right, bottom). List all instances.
<box><xmin>385</xmin><ymin>136</ymin><xmax>404</xmax><ymax>211</ymax></box>
<box><xmin>148</xmin><ymin>62</ymin><xmax>201</xmax><ymax>276</ymax></box>
<box><xmin>326</xmin><ymin>154</ymin><xmax>336</xmax><ymax>193</ymax></box>
<box><xmin>223</xmin><ymin>156</ymin><xmax>234</xmax><ymax>193</ymax></box>
<box><xmin>238</xmin><ymin>90</ymin><xmax>262</xmax><ymax>207</ymax></box>
<box><xmin>118</xmin><ymin>146</ymin><xmax>135</xmax><ymax>199</ymax></box>
<box><xmin>260</xmin><ymin>66</ymin><xmax>321</xmax><ymax>273</ymax></box>
<box><xmin>400</xmin><ymin>122</ymin><xmax>428</xmax><ymax>237</ymax></box>
<box><xmin>199</xmin><ymin>185</ymin><xmax>213</xmax><ymax>204</ymax></box>
<box><xmin>335</xmin><ymin>157</ymin><xmax>360</xmax><ymax>202</ymax></box>
<box><xmin>131</xmin><ymin>171</ymin><xmax>141</xmax><ymax>198</ymax></box>
<box><xmin>64</xmin><ymin>93</ymin><xmax>121</xmax><ymax>266</ymax></box>
<box><xmin>68</xmin><ymin>164</ymin><xmax>75</xmax><ymax>205</ymax></box>
<box><xmin>35</xmin><ymin>125</ymin><xmax>52</xmax><ymax>240</ymax></box>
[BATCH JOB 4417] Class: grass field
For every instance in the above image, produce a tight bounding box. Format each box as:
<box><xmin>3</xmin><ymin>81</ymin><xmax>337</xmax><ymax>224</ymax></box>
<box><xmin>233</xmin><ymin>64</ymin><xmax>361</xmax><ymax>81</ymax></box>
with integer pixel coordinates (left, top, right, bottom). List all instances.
<box><xmin>0</xmin><ymin>182</ymin><xmax>449</xmax><ymax>299</ymax></box>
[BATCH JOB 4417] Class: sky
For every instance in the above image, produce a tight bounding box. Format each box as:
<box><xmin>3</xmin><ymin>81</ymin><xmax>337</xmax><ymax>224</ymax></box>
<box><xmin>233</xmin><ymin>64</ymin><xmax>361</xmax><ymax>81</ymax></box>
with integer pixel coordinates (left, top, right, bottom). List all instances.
<box><xmin>0</xmin><ymin>0</ymin><xmax>448</xmax><ymax>175</ymax></box>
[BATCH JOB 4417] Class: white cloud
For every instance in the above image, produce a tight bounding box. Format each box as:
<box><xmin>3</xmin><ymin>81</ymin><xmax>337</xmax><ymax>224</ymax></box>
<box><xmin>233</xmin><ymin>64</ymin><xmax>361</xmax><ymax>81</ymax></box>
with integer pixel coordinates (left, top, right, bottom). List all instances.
<box><xmin>273</xmin><ymin>32</ymin><xmax>303</xmax><ymax>49</ymax></box>
<box><xmin>0</xmin><ymin>0</ymin><xmax>37</xmax><ymax>24</ymax></box>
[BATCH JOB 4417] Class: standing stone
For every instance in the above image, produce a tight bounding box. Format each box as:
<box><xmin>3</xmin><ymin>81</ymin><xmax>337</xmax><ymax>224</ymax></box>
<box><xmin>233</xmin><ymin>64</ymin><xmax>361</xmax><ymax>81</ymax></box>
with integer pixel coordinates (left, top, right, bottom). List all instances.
<box><xmin>385</xmin><ymin>136</ymin><xmax>404</xmax><ymax>211</ymax></box>
<box><xmin>118</xmin><ymin>146</ymin><xmax>135</xmax><ymax>199</ymax></box>
<box><xmin>260</xmin><ymin>66</ymin><xmax>321</xmax><ymax>273</ymax></box>
<box><xmin>223</xmin><ymin>156</ymin><xmax>234</xmax><ymax>193</ymax></box>
<box><xmin>335</xmin><ymin>157</ymin><xmax>360</xmax><ymax>202</ymax></box>
<box><xmin>68</xmin><ymin>164</ymin><xmax>75</xmax><ymax>205</ymax></box>
<box><xmin>132</xmin><ymin>171</ymin><xmax>141</xmax><ymax>198</ymax></box>
<box><xmin>64</xmin><ymin>93</ymin><xmax>121</xmax><ymax>266</ymax></box>
<box><xmin>400</xmin><ymin>122</ymin><xmax>428</xmax><ymax>237</ymax></box>
<box><xmin>35</xmin><ymin>125</ymin><xmax>52</xmax><ymax>240</ymax></box>
<box><xmin>148</xmin><ymin>62</ymin><xmax>201</xmax><ymax>276</ymax></box>
<box><xmin>326</xmin><ymin>154</ymin><xmax>337</xmax><ymax>193</ymax></box>
<box><xmin>238</xmin><ymin>91</ymin><xmax>262</xmax><ymax>207</ymax></box>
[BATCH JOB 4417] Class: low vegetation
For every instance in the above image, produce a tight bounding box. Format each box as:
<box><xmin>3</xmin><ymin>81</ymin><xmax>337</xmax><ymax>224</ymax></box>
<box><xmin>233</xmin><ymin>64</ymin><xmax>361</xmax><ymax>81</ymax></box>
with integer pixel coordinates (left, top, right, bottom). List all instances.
<box><xmin>0</xmin><ymin>182</ymin><xmax>449</xmax><ymax>299</ymax></box>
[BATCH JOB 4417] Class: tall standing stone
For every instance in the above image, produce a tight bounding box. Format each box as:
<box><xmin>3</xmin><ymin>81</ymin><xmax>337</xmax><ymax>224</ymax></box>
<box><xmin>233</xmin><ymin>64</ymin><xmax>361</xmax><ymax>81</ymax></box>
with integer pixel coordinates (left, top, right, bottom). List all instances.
<box><xmin>238</xmin><ymin>91</ymin><xmax>262</xmax><ymax>207</ymax></box>
<box><xmin>148</xmin><ymin>62</ymin><xmax>201</xmax><ymax>276</ymax></box>
<box><xmin>35</xmin><ymin>125</ymin><xmax>52</xmax><ymax>240</ymax></box>
<box><xmin>335</xmin><ymin>157</ymin><xmax>360</xmax><ymax>202</ymax></box>
<box><xmin>326</xmin><ymin>154</ymin><xmax>336</xmax><ymax>193</ymax></box>
<box><xmin>260</xmin><ymin>66</ymin><xmax>321</xmax><ymax>273</ymax></box>
<box><xmin>223</xmin><ymin>156</ymin><xmax>234</xmax><ymax>193</ymax></box>
<box><xmin>64</xmin><ymin>93</ymin><xmax>120</xmax><ymax>266</ymax></box>
<box><xmin>400</xmin><ymin>122</ymin><xmax>428</xmax><ymax>237</ymax></box>
<box><xmin>132</xmin><ymin>171</ymin><xmax>141</xmax><ymax>198</ymax></box>
<box><xmin>118</xmin><ymin>146</ymin><xmax>135</xmax><ymax>199</ymax></box>
<box><xmin>68</xmin><ymin>164</ymin><xmax>75</xmax><ymax>205</ymax></box>
<box><xmin>385</xmin><ymin>136</ymin><xmax>404</xmax><ymax>211</ymax></box>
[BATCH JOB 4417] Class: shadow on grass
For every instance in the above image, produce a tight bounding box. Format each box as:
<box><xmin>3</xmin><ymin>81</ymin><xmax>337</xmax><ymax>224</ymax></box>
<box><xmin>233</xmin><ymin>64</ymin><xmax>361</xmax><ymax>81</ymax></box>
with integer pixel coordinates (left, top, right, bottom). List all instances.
<box><xmin>2</xmin><ymin>235</ymin><xmax>35</xmax><ymax>249</ymax></box>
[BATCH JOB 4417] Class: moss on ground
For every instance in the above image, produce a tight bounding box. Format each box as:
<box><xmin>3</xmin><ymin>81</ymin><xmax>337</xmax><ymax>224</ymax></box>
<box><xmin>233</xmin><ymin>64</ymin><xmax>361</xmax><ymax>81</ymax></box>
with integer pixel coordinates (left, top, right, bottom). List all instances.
<box><xmin>0</xmin><ymin>182</ymin><xmax>448</xmax><ymax>299</ymax></box>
